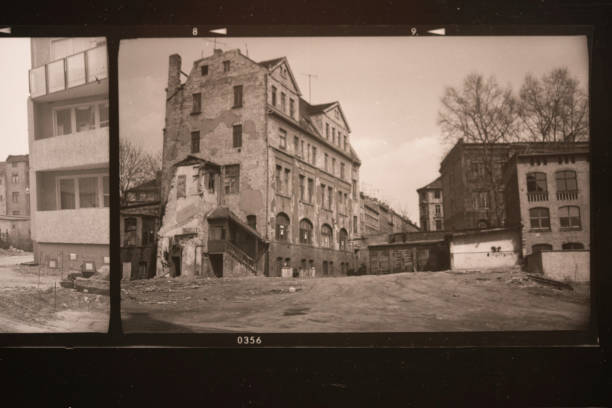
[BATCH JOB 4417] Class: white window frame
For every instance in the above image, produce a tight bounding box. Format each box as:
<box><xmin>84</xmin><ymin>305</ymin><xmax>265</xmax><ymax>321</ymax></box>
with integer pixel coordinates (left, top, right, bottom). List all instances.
<box><xmin>55</xmin><ymin>173</ymin><xmax>108</xmax><ymax>210</ymax></box>
<box><xmin>52</xmin><ymin>100</ymin><xmax>108</xmax><ymax>137</ymax></box>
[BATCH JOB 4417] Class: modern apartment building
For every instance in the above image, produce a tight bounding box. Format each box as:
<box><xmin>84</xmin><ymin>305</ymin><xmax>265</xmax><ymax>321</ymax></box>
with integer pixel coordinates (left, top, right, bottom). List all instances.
<box><xmin>158</xmin><ymin>48</ymin><xmax>361</xmax><ymax>277</ymax></box>
<box><xmin>27</xmin><ymin>37</ymin><xmax>109</xmax><ymax>268</ymax></box>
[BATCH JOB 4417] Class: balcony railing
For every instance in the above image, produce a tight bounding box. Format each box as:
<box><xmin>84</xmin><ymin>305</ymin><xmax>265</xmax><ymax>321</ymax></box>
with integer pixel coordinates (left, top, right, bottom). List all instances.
<box><xmin>557</xmin><ymin>191</ymin><xmax>578</xmax><ymax>200</ymax></box>
<box><xmin>29</xmin><ymin>44</ymin><xmax>107</xmax><ymax>98</ymax></box>
<box><xmin>527</xmin><ymin>192</ymin><xmax>548</xmax><ymax>202</ymax></box>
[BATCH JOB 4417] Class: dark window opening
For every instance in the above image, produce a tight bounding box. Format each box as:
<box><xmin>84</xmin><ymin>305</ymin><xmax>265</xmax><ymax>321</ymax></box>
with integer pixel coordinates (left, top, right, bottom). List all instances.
<box><xmin>559</xmin><ymin>206</ymin><xmax>580</xmax><ymax>228</ymax></box>
<box><xmin>224</xmin><ymin>165</ymin><xmax>240</xmax><ymax>194</ymax></box>
<box><xmin>529</xmin><ymin>207</ymin><xmax>550</xmax><ymax>229</ymax></box>
<box><xmin>276</xmin><ymin>213</ymin><xmax>290</xmax><ymax>241</ymax></box>
<box><xmin>223</xmin><ymin>60</ymin><xmax>230</xmax><ymax>72</ymax></box>
<box><xmin>562</xmin><ymin>242</ymin><xmax>584</xmax><ymax>250</ymax></box>
<box><xmin>201</xmin><ymin>65</ymin><xmax>208</xmax><ymax>75</ymax></box>
<box><xmin>192</xmin><ymin>93</ymin><xmax>201</xmax><ymax>113</ymax></box>
<box><xmin>299</xmin><ymin>219</ymin><xmax>313</xmax><ymax>244</ymax></box>
<box><xmin>191</xmin><ymin>131</ymin><xmax>200</xmax><ymax>153</ymax></box>
<box><xmin>247</xmin><ymin>215</ymin><xmax>256</xmax><ymax>230</ymax></box>
<box><xmin>233</xmin><ymin>85</ymin><xmax>243</xmax><ymax>108</ymax></box>
<box><xmin>232</xmin><ymin>124</ymin><xmax>242</xmax><ymax>148</ymax></box>
<box><xmin>527</xmin><ymin>172</ymin><xmax>547</xmax><ymax>193</ymax></box>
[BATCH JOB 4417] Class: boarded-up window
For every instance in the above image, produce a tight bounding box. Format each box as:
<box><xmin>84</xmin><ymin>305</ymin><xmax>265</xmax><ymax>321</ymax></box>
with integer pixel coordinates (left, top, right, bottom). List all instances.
<box><xmin>224</xmin><ymin>165</ymin><xmax>239</xmax><ymax>194</ymax></box>
<box><xmin>177</xmin><ymin>175</ymin><xmax>186</xmax><ymax>198</ymax></box>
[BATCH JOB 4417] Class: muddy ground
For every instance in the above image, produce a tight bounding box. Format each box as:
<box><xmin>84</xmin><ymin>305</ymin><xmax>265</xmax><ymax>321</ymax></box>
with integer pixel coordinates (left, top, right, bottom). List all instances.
<box><xmin>0</xmin><ymin>254</ymin><xmax>109</xmax><ymax>333</ymax></box>
<box><xmin>121</xmin><ymin>268</ymin><xmax>590</xmax><ymax>333</ymax></box>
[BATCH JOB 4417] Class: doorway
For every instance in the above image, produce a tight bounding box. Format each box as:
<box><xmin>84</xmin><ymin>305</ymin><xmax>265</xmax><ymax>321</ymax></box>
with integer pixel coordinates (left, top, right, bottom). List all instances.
<box><xmin>210</xmin><ymin>254</ymin><xmax>223</xmax><ymax>277</ymax></box>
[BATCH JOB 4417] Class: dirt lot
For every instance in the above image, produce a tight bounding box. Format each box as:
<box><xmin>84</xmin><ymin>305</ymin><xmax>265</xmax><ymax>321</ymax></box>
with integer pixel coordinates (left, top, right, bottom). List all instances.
<box><xmin>0</xmin><ymin>254</ymin><xmax>109</xmax><ymax>333</ymax></box>
<box><xmin>121</xmin><ymin>268</ymin><xmax>590</xmax><ymax>333</ymax></box>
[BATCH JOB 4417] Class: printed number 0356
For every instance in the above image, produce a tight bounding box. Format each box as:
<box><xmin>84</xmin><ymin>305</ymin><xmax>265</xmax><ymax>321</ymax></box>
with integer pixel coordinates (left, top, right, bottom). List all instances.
<box><xmin>237</xmin><ymin>336</ymin><xmax>262</xmax><ymax>345</ymax></box>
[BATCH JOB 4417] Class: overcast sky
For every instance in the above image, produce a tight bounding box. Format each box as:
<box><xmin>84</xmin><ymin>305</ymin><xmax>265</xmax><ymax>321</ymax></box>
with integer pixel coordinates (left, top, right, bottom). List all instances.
<box><xmin>0</xmin><ymin>38</ymin><xmax>31</xmax><ymax>161</ymax></box>
<box><xmin>119</xmin><ymin>36</ymin><xmax>586</xmax><ymax>224</ymax></box>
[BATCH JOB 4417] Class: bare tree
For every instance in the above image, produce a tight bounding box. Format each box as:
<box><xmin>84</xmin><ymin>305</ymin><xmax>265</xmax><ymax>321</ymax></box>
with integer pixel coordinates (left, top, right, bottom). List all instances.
<box><xmin>120</xmin><ymin>139</ymin><xmax>161</xmax><ymax>203</ymax></box>
<box><xmin>437</xmin><ymin>73</ymin><xmax>519</xmax><ymax>227</ymax></box>
<box><xmin>518</xmin><ymin>68</ymin><xmax>589</xmax><ymax>142</ymax></box>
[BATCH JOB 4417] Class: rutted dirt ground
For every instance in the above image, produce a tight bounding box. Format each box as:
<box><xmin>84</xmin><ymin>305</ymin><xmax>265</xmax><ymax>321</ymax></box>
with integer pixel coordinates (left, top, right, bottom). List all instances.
<box><xmin>121</xmin><ymin>268</ymin><xmax>590</xmax><ymax>333</ymax></box>
<box><xmin>0</xmin><ymin>254</ymin><xmax>109</xmax><ymax>333</ymax></box>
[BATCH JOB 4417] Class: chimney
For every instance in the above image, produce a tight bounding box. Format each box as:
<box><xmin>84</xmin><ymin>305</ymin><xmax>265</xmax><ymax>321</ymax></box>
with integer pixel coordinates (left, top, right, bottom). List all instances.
<box><xmin>167</xmin><ymin>54</ymin><xmax>182</xmax><ymax>98</ymax></box>
<box><xmin>213</xmin><ymin>48</ymin><xmax>223</xmax><ymax>56</ymax></box>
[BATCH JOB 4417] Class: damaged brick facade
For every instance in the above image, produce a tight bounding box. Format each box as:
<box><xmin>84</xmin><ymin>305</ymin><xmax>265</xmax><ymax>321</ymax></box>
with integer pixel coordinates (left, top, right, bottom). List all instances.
<box><xmin>159</xmin><ymin>49</ymin><xmax>362</xmax><ymax>277</ymax></box>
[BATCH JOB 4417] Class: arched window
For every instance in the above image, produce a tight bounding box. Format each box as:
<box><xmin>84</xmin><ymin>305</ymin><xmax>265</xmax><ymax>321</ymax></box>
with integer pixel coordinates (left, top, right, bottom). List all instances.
<box><xmin>275</xmin><ymin>213</ymin><xmax>289</xmax><ymax>241</ymax></box>
<box><xmin>559</xmin><ymin>206</ymin><xmax>581</xmax><ymax>228</ymax></box>
<box><xmin>532</xmin><ymin>244</ymin><xmax>552</xmax><ymax>253</ymax></box>
<box><xmin>339</xmin><ymin>228</ymin><xmax>348</xmax><ymax>250</ymax></box>
<box><xmin>556</xmin><ymin>170</ymin><xmax>577</xmax><ymax>193</ymax></box>
<box><xmin>562</xmin><ymin>242</ymin><xmax>584</xmax><ymax>250</ymax></box>
<box><xmin>529</xmin><ymin>207</ymin><xmax>550</xmax><ymax>229</ymax></box>
<box><xmin>299</xmin><ymin>218</ymin><xmax>313</xmax><ymax>244</ymax></box>
<box><xmin>321</xmin><ymin>224</ymin><xmax>333</xmax><ymax>248</ymax></box>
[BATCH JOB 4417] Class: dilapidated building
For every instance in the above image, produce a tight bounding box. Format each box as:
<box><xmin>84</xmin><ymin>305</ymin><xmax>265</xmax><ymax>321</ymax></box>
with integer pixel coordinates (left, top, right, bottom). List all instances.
<box><xmin>158</xmin><ymin>48</ymin><xmax>362</xmax><ymax>278</ymax></box>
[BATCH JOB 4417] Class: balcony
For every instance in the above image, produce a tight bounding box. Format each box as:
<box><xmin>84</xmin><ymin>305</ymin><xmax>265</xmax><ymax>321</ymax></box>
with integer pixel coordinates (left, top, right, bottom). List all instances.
<box><xmin>29</xmin><ymin>44</ymin><xmax>107</xmax><ymax>101</ymax></box>
<box><xmin>31</xmin><ymin>127</ymin><xmax>108</xmax><ymax>171</ymax></box>
<box><xmin>527</xmin><ymin>192</ymin><xmax>548</xmax><ymax>202</ymax></box>
<box><xmin>557</xmin><ymin>191</ymin><xmax>578</xmax><ymax>201</ymax></box>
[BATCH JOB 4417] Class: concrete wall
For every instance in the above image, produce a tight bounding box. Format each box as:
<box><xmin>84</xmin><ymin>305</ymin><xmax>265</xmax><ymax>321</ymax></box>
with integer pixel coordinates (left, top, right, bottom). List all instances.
<box><xmin>450</xmin><ymin>229</ymin><xmax>520</xmax><ymax>270</ymax></box>
<box><xmin>528</xmin><ymin>250</ymin><xmax>590</xmax><ymax>282</ymax></box>
<box><xmin>34</xmin><ymin>241</ymin><xmax>108</xmax><ymax>272</ymax></box>
<box><xmin>34</xmin><ymin>207</ymin><xmax>108</xmax><ymax>244</ymax></box>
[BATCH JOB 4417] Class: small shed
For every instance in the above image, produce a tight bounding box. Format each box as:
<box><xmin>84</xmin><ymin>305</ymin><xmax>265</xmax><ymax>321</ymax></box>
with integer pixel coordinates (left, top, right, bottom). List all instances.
<box><xmin>449</xmin><ymin>227</ymin><xmax>520</xmax><ymax>270</ymax></box>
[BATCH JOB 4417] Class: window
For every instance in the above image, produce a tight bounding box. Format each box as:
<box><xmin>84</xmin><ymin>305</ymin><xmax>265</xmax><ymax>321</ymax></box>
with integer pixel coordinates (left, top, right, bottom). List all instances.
<box><xmin>338</xmin><ymin>191</ymin><xmax>343</xmax><ymax>212</ymax></box>
<box><xmin>532</xmin><ymin>244</ymin><xmax>552</xmax><ymax>253</ymax></box>
<box><xmin>78</xmin><ymin>177</ymin><xmax>98</xmax><ymax>208</ymax></box>
<box><xmin>324</xmin><ymin>154</ymin><xmax>329</xmax><ymax>171</ymax></box>
<box><xmin>142</xmin><ymin>217</ymin><xmax>156</xmax><ymax>246</ymax></box>
<box><xmin>299</xmin><ymin>219</ymin><xmax>313</xmax><ymax>244</ymax></box>
<box><xmin>59</xmin><ymin>179</ymin><xmax>76</xmax><ymax>209</ymax></box>
<box><xmin>527</xmin><ymin>172</ymin><xmax>547</xmax><ymax>192</ymax></box>
<box><xmin>12</xmin><ymin>192</ymin><xmax>19</xmax><ymax>203</ymax></box>
<box><xmin>55</xmin><ymin>108</ymin><xmax>72</xmax><ymax>135</ymax></box>
<box><xmin>12</xmin><ymin>174</ymin><xmax>18</xmax><ymax>184</ymax></box>
<box><xmin>276</xmin><ymin>213</ymin><xmax>290</xmax><ymax>241</ymax></box>
<box><xmin>353</xmin><ymin>216</ymin><xmax>358</xmax><ymax>233</ymax></box>
<box><xmin>281</xmin><ymin>92</ymin><xmax>286</xmax><ymax>112</ymax></box>
<box><xmin>332</xmin><ymin>127</ymin><xmax>336</xmax><ymax>144</ymax></box>
<box><xmin>75</xmin><ymin>106</ymin><xmax>94</xmax><ymax>132</ymax></box>
<box><xmin>53</xmin><ymin>102</ymin><xmax>109</xmax><ymax>136</ymax></box>
<box><xmin>435</xmin><ymin>205</ymin><xmax>441</xmax><ymax>216</ymax></box>
<box><xmin>556</xmin><ymin>170</ymin><xmax>578</xmax><ymax>193</ymax></box>
<box><xmin>344</xmin><ymin>135</ymin><xmax>347</xmax><ymax>151</ymax></box>
<box><xmin>352</xmin><ymin>180</ymin><xmax>357</xmax><ymax>199</ymax></box>
<box><xmin>278</xmin><ymin>128</ymin><xmax>286</xmax><ymax>149</ymax></box>
<box><xmin>125</xmin><ymin>217</ymin><xmax>137</xmax><ymax>232</ymax></box>
<box><xmin>472</xmin><ymin>191</ymin><xmax>489</xmax><ymax>209</ymax></box>
<box><xmin>562</xmin><ymin>242</ymin><xmax>584</xmax><ymax>250</ymax></box>
<box><xmin>312</xmin><ymin>147</ymin><xmax>317</xmax><ymax>165</ymax></box>
<box><xmin>471</xmin><ymin>161</ymin><xmax>485</xmax><ymax>178</ymax></box>
<box><xmin>559</xmin><ymin>206</ymin><xmax>580</xmax><ymax>228</ymax></box>
<box><xmin>233</xmin><ymin>85</ymin><xmax>243</xmax><ymax>108</ymax></box>
<box><xmin>176</xmin><ymin>175</ymin><xmax>186</xmax><ymax>199</ymax></box>
<box><xmin>435</xmin><ymin>219</ymin><xmax>442</xmax><ymax>231</ymax></box>
<box><xmin>192</xmin><ymin>93</ymin><xmax>201</xmax><ymax>113</ymax></box>
<box><xmin>529</xmin><ymin>207</ymin><xmax>550</xmax><ymax>229</ymax></box>
<box><xmin>233</xmin><ymin>125</ymin><xmax>242</xmax><ymax>148</ymax></box>
<box><xmin>321</xmin><ymin>224</ymin><xmax>332</xmax><ymax>248</ymax></box>
<box><xmin>201</xmin><ymin>65</ymin><xmax>208</xmax><ymax>75</ymax></box>
<box><xmin>99</xmin><ymin>103</ymin><xmax>109</xmax><ymax>127</ymax></box>
<box><xmin>325</xmin><ymin>123</ymin><xmax>329</xmax><ymax>139</ymax></box>
<box><xmin>323</xmin><ymin>261</ymin><xmax>328</xmax><ymax>275</ymax></box>
<box><xmin>284</xmin><ymin>169</ymin><xmax>290</xmax><ymax>195</ymax></box>
<box><xmin>271</xmin><ymin>86</ymin><xmax>277</xmax><ymax>106</ymax></box>
<box><xmin>328</xmin><ymin>186</ymin><xmax>333</xmax><ymax>209</ymax></box>
<box><xmin>103</xmin><ymin>176</ymin><xmax>109</xmax><ymax>207</ymax></box>
<box><xmin>290</xmin><ymin>99</ymin><xmax>295</xmax><ymax>118</ymax></box>
<box><xmin>224</xmin><ymin>165</ymin><xmax>240</xmax><ymax>194</ymax></box>
<box><xmin>191</xmin><ymin>131</ymin><xmax>200</xmax><ymax>153</ymax></box>
<box><xmin>301</xmin><ymin>140</ymin><xmax>305</xmax><ymax>158</ymax></box>
<box><xmin>307</xmin><ymin>178</ymin><xmax>314</xmax><ymax>203</ymax></box>
<box><xmin>223</xmin><ymin>60</ymin><xmax>230</xmax><ymax>72</ymax></box>
<box><xmin>275</xmin><ymin>166</ymin><xmax>282</xmax><ymax>192</ymax></box>
<box><xmin>340</xmin><ymin>163</ymin><xmax>345</xmax><ymax>179</ymax></box>
<box><xmin>247</xmin><ymin>215</ymin><xmax>256</xmax><ymax>230</ymax></box>
<box><xmin>206</xmin><ymin>171</ymin><xmax>215</xmax><ymax>193</ymax></box>
<box><xmin>293</xmin><ymin>136</ymin><xmax>299</xmax><ymax>155</ymax></box>
<box><xmin>320</xmin><ymin>184</ymin><xmax>325</xmax><ymax>206</ymax></box>
<box><xmin>434</xmin><ymin>190</ymin><xmax>440</xmax><ymax>199</ymax></box>
<box><xmin>339</xmin><ymin>228</ymin><xmax>348</xmax><ymax>250</ymax></box>
<box><xmin>332</xmin><ymin>158</ymin><xmax>336</xmax><ymax>175</ymax></box>
<box><xmin>299</xmin><ymin>175</ymin><xmax>305</xmax><ymax>201</ymax></box>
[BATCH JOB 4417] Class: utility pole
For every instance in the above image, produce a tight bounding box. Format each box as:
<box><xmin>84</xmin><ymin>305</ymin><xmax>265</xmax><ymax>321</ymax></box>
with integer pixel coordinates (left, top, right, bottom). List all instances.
<box><xmin>301</xmin><ymin>73</ymin><xmax>318</xmax><ymax>103</ymax></box>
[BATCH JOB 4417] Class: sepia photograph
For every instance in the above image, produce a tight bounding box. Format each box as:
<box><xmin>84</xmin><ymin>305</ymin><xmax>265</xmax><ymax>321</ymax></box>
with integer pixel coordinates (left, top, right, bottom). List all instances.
<box><xmin>118</xmin><ymin>35</ymin><xmax>590</xmax><ymax>333</ymax></box>
<box><xmin>0</xmin><ymin>37</ymin><xmax>110</xmax><ymax>332</ymax></box>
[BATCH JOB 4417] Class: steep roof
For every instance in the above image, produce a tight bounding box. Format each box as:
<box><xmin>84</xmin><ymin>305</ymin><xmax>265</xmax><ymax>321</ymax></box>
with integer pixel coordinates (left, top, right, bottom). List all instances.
<box><xmin>417</xmin><ymin>176</ymin><xmax>442</xmax><ymax>192</ymax></box>
<box><xmin>306</xmin><ymin>102</ymin><xmax>336</xmax><ymax>115</ymax></box>
<box><xmin>258</xmin><ymin>57</ymin><xmax>285</xmax><ymax>69</ymax></box>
